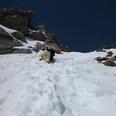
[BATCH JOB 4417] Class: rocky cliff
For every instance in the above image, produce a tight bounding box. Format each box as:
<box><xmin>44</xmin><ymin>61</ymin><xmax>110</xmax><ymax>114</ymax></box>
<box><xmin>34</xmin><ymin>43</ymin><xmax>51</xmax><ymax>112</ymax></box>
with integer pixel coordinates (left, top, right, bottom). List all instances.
<box><xmin>0</xmin><ymin>7</ymin><xmax>70</xmax><ymax>54</ymax></box>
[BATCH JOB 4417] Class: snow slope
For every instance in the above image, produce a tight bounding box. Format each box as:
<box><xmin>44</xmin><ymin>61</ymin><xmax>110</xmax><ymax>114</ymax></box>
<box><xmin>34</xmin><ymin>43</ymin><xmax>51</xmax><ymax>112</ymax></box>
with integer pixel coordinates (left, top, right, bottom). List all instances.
<box><xmin>0</xmin><ymin>50</ymin><xmax>116</xmax><ymax>116</ymax></box>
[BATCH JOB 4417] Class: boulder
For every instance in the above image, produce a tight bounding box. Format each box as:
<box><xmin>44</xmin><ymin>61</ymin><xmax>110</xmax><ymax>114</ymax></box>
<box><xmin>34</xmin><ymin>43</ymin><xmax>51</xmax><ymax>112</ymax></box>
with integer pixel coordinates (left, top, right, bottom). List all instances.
<box><xmin>95</xmin><ymin>57</ymin><xmax>108</xmax><ymax>62</ymax></box>
<box><xmin>106</xmin><ymin>51</ymin><xmax>113</xmax><ymax>57</ymax></box>
<box><xmin>102</xmin><ymin>59</ymin><xmax>116</xmax><ymax>67</ymax></box>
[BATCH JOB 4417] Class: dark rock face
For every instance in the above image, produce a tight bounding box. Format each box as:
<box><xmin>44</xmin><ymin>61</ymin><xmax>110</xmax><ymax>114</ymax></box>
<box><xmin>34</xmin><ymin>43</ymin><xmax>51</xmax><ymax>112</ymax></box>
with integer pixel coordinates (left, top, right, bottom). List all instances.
<box><xmin>11</xmin><ymin>48</ymin><xmax>32</xmax><ymax>54</ymax></box>
<box><xmin>0</xmin><ymin>7</ymin><xmax>70</xmax><ymax>54</ymax></box>
<box><xmin>12</xmin><ymin>31</ymin><xmax>26</xmax><ymax>42</ymax></box>
<box><xmin>0</xmin><ymin>27</ymin><xmax>23</xmax><ymax>46</ymax></box>
<box><xmin>106</xmin><ymin>51</ymin><xmax>113</xmax><ymax>57</ymax></box>
<box><xmin>0</xmin><ymin>39</ymin><xmax>22</xmax><ymax>54</ymax></box>
<box><xmin>0</xmin><ymin>47</ymin><xmax>14</xmax><ymax>54</ymax></box>
<box><xmin>0</xmin><ymin>47</ymin><xmax>32</xmax><ymax>54</ymax></box>
<box><xmin>0</xmin><ymin>25</ymin><xmax>24</xmax><ymax>54</ymax></box>
<box><xmin>103</xmin><ymin>59</ymin><xmax>116</xmax><ymax>67</ymax></box>
<box><xmin>0</xmin><ymin>7</ymin><xmax>34</xmax><ymax>35</ymax></box>
<box><xmin>0</xmin><ymin>38</ymin><xmax>22</xmax><ymax>48</ymax></box>
<box><xmin>0</xmin><ymin>27</ymin><xmax>13</xmax><ymax>40</ymax></box>
<box><xmin>95</xmin><ymin>57</ymin><xmax>108</xmax><ymax>62</ymax></box>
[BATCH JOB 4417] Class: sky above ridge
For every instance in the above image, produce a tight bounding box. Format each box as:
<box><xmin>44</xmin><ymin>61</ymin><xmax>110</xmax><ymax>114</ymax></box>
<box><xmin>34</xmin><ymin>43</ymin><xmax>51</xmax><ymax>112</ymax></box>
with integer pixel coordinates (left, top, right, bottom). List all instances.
<box><xmin>0</xmin><ymin>0</ymin><xmax>116</xmax><ymax>52</ymax></box>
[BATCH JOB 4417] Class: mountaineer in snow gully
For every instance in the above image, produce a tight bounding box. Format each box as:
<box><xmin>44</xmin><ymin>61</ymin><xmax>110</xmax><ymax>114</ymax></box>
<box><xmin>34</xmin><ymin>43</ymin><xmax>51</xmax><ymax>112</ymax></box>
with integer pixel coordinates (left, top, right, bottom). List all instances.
<box><xmin>38</xmin><ymin>46</ymin><xmax>55</xmax><ymax>63</ymax></box>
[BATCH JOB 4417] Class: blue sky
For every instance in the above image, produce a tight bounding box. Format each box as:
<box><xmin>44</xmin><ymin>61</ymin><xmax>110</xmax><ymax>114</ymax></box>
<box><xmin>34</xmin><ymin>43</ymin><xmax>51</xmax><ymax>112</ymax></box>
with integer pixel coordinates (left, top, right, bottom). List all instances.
<box><xmin>0</xmin><ymin>0</ymin><xmax>116</xmax><ymax>52</ymax></box>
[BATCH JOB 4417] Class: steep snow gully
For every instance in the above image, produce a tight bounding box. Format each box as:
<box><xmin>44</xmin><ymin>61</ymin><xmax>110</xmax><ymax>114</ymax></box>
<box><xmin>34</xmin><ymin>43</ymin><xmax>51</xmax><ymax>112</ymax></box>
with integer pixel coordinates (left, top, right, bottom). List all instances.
<box><xmin>0</xmin><ymin>51</ymin><xmax>116</xmax><ymax>116</ymax></box>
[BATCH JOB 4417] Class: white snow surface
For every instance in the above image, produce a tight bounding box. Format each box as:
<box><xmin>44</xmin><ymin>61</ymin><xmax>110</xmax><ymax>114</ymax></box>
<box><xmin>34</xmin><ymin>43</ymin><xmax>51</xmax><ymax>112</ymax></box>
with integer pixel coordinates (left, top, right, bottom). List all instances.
<box><xmin>0</xmin><ymin>50</ymin><xmax>116</xmax><ymax>116</ymax></box>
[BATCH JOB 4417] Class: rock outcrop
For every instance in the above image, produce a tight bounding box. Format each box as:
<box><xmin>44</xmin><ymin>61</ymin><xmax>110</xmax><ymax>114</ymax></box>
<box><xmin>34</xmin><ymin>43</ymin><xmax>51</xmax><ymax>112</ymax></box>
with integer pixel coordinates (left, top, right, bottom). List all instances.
<box><xmin>29</xmin><ymin>25</ymin><xmax>70</xmax><ymax>53</ymax></box>
<box><xmin>102</xmin><ymin>59</ymin><xmax>116</xmax><ymax>67</ymax></box>
<box><xmin>0</xmin><ymin>7</ymin><xmax>70</xmax><ymax>54</ymax></box>
<box><xmin>95</xmin><ymin>57</ymin><xmax>108</xmax><ymax>62</ymax></box>
<box><xmin>0</xmin><ymin>7</ymin><xmax>34</xmax><ymax>35</ymax></box>
<box><xmin>0</xmin><ymin>26</ymin><xmax>24</xmax><ymax>54</ymax></box>
<box><xmin>95</xmin><ymin>50</ymin><xmax>116</xmax><ymax>67</ymax></box>
<box><xmin>0</xmin><ymin>24</ymin><xmax>33</xmax><ymax>54</ymax></box>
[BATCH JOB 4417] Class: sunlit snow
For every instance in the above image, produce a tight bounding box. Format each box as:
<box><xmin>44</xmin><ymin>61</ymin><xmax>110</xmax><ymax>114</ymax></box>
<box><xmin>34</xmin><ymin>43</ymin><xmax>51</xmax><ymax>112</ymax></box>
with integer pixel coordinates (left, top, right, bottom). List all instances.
<box><xmin>0</xmin><ymin>49</ymin><xmax>116</xmax><ymax>116</ymax></box>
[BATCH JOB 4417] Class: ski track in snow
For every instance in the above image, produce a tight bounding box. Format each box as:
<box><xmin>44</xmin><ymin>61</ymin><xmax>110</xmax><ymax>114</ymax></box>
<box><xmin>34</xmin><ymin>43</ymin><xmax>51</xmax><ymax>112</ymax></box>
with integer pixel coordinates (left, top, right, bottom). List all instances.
<box><xmin>0</xmin><ymin>51</ymin><xmax>116</xmax><ymax>116</ymax></box>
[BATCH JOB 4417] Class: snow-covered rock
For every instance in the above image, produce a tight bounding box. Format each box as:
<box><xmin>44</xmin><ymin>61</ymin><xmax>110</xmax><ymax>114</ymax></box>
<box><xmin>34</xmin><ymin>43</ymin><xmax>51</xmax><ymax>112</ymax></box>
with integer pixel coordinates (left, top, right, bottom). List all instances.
<box><xmin>0</xmin><ymin>49</ymin><xmax>116</xmax><ymax>116</ymax></box>
<box><xmin>0</xmin><ymin>24</ymin><xmax>17</xmax><ymax>34</ymax></box>
<box><xmin>95</xmin><ymin>49</ymin><xmax>116</xmax><ymax>66</ymax></box>
<box><xmin>0</xmin><ymin>24</ymin><xmax>35</xmax><ymax>54</ymax></box>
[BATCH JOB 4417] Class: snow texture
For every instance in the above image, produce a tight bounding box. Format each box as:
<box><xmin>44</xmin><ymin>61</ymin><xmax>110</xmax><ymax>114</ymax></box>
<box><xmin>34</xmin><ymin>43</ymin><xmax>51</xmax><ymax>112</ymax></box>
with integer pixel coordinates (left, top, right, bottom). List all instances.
<box><xmin>0</xmin><ymin>47</ymin><xmax>116</xmax><ymax>116</ymax></box>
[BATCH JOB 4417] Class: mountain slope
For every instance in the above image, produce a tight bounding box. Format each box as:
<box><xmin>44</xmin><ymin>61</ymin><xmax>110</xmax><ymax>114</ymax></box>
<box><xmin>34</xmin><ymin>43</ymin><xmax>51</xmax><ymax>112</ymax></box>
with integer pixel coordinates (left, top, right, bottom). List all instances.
<box><xmin>0</xmin><ymin>49</ymin><xmax>116</xmax><ymax>116</ymax></box>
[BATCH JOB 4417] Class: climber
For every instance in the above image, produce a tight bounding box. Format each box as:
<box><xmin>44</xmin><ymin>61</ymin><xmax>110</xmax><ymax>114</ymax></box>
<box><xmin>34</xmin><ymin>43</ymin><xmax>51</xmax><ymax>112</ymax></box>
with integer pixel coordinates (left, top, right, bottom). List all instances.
<box><xmin>48</xmin><ymin>47</ymin><xmax>55</xmax><ymax>62</ymax></box>
<box><xmin>38</xmin><ymin>46</ymin><xmax>55</xmax><ymax>63</ymax></box>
